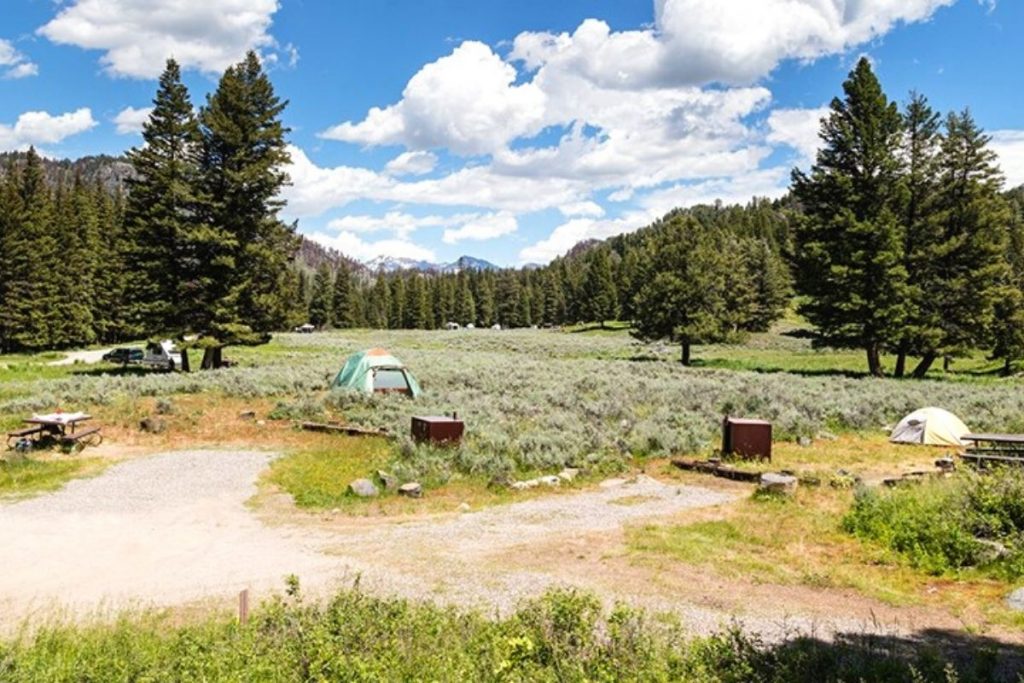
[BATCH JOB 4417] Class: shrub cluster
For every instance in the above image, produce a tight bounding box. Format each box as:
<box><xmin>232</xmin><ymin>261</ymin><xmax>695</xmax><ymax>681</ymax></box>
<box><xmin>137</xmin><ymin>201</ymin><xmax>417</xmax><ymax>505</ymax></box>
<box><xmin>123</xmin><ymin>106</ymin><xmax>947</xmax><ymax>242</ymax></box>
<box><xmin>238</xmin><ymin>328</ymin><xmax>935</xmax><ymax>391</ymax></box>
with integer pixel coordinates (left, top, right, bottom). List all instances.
<box><xmin>843</xmin><ymin>469</ymin><xmax>1024</xmax><ymax>577</ymax></box>
<box><xmin>0</xmin><ymin>586</ymin><xmax>984</xmax><ymax>682</ymax></box>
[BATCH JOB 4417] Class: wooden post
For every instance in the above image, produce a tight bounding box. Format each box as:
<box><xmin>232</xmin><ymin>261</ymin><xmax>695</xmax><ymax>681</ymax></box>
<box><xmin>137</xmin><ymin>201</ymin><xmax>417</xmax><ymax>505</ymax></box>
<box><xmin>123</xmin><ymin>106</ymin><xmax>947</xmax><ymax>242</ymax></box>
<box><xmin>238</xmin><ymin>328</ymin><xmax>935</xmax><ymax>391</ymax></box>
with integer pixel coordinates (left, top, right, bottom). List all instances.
<box><xmin>238</xmin><ymin>588</ymin><xmax>250</xmax><ymax>626</ymax></box>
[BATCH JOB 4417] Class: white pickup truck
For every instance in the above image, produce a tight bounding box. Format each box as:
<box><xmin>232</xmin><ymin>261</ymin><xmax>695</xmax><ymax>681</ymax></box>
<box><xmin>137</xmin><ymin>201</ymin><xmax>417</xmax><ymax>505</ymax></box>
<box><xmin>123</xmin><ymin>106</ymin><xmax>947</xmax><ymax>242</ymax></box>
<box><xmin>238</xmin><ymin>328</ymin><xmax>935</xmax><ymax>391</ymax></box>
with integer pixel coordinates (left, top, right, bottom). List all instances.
<box><xmin>142</xmin><ymin>340</ymin><xmax>183</xmax><ymax>371</ymax></box>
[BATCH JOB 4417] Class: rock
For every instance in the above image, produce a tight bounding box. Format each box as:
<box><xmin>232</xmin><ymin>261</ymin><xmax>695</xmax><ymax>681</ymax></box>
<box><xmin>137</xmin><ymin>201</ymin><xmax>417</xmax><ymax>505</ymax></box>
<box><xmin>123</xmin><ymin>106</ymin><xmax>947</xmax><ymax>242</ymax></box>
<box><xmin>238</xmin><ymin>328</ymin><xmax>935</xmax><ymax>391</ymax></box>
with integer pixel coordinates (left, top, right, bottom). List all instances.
<box><xmin>538</xmin><ymin>475</ymin><xmax>561</xmax><ymax>487</ymax></box>
<box><xmin>512</xmin><ymin>479</ymin><xmax>541</xmax><ymax>490</ymax></box>
<box><xmin>797</xmin><ymin>436</ymin><xmax>813</xmax><ymax>447</ymax></box>
<box><xmin>458</xmin><ymin>502</ymin><xmax>470</xmax><ymax>512</ymax></box>
<box><xmin>935</xmin><ymin>457</ymin><xmax>956</xmax><ymax>472</ymax></box>
<box><xmin>239</xmin><ymin>410</ymin><xmax>256</xmax><ymax>421</ymax></box>
<box><xmin>348</xmin><ymin>478</ymin><xmax>379</xmax><ymax>498</ymax></box>
<box><xmin>1007</xmin><ymin>587</ymin><xmax>1024</xmax><ymax>612</ymax></box>
<box><xmin>377</xmin><ymin>470</ymin><xmax>399</xmax><ymax>492</ymax></box>
<box><xmin>398</xmin><ymin>482</ymin><xmax>423</xmax><ymax>498</ymax></box>
<box><xmin>977</xmin><ymin>538</ymin><xmax>1010</xmax><ymax>564</ymax></box>
<box><xmin>558</xmin><ymin>468</ymin><xmax>579</xmax><ymax>482</ymax></box>
<box><xmin>139</xmin><ymin>416</ymin><xmax>166</xmax><ymax>434</ymax></box>
<box><xmin>256</xmin><ymin>420</ymin><xmax>266</xmax><ymax>426</ymax></box>
<box><xmin>759</xmin><ymin>472</ymin><xmax>798</xmax><ymax>496</ymax></box>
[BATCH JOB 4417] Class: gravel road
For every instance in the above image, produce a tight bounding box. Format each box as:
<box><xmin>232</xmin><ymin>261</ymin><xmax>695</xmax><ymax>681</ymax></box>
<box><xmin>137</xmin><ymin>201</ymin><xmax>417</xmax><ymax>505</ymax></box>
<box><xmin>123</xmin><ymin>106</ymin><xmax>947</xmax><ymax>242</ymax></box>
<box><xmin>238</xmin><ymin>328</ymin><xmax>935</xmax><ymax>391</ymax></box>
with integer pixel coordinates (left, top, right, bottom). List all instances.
<box><xmin>0</xmin><ymin>450</ymin><xmax>927</xmax><ymax>643</ymax></box>
<box><xmin>47</xmin><ymin>349</ymin><xmax>112</xmax><ymax>366</ymax></box>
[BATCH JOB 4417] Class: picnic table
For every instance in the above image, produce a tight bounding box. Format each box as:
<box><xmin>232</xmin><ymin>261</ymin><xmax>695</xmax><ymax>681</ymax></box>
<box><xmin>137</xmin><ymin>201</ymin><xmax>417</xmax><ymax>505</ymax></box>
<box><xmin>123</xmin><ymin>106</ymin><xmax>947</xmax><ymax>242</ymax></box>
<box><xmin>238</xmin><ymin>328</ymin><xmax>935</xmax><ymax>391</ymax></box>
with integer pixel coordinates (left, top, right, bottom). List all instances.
<box><xmin>7</xmin><ymin>412</ymin><xmax>102</xmax><ymax>449</ymax></box>
<box><xmin>959</xmin><ymin>433</ymin><xmax>1024</xmax><ymax>466</ymax></box>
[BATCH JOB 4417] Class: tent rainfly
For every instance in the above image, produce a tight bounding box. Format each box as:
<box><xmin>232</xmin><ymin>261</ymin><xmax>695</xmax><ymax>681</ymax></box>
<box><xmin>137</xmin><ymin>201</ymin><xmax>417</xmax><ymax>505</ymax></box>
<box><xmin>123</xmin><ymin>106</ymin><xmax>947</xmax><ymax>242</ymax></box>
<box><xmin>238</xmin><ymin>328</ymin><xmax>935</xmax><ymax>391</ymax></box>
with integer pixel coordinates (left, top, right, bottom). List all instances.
<box><xmin>889</xmin><ymin>407</ymin><xmax>970</xmax><ymax>446</ymax></box>
<box><xmin>331</xmin><ymin>348</ymin><xmax>422</xmax><ymax>397</ymax></box>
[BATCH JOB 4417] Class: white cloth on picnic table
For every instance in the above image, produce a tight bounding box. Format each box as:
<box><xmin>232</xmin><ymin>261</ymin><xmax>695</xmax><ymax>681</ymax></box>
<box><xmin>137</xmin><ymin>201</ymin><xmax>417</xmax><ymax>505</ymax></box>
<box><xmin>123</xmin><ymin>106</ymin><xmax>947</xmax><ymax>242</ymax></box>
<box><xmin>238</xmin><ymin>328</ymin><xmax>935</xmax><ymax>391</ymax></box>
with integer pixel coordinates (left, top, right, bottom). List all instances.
<box><xmin>31</xmin><ymin>412</ymin><xmax>90</xmax><ymax>423</ymax></box>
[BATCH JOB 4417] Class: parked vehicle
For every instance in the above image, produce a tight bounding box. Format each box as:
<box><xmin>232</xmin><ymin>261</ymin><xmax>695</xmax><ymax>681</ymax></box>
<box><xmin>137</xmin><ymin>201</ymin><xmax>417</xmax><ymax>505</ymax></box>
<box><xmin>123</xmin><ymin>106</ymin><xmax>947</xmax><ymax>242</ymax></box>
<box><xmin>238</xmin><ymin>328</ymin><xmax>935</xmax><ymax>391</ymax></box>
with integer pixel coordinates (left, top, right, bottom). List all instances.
<box><xmin>142</xmin><ymin>340</ymin><xmax>183</xmax><ymax>371</ymax></box>
<box><xmin>294</xmin><ymin>323</ymin><xmax>316</xmax><ymax>333</ymax></box>
<box><xmin>101</xmin><ymin>348</ymin><xmax>144</xmax><ymax>364</ymax></box>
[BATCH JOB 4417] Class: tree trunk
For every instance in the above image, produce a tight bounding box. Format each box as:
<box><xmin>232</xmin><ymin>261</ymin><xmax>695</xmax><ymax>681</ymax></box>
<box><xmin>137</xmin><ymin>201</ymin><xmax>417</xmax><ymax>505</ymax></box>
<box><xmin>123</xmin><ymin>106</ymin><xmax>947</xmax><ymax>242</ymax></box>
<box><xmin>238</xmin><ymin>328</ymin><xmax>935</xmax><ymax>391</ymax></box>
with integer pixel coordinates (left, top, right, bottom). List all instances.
<box><xmin>680</xmin><ymin>341</ymin><xmax>691</xmax><ymax>366</ymax></box>
<box><xmin>893</xmin><ymin>340</ymin><xmax>908</xmax><ymax>379</ymax></box>
<box><xmin>942</xmin><ymin>355</ymin><xmax>951</xmax><ymax>372</ymax></box>
<box><xmin>180</xmin><ymin>348</ymin><xmax>191</xmax><ymax>373</ymax></box>
<box><xmin>1004</xmin><ymin>357</ymin><xmax>1013</xmax><ymax>377</ymax></box>
<box><xmin>866</xmin><ymin>344</ymin><xmax>884</xmax><ymax>377</ymax></box>
<box><xmin>200</xmin><ymin>346</ymin><xmax>223</xmax><ymax>370</ymax></box>
<box><xmin>911</xmin><ymin>352</ymin><xmax>936</xmax><ymax>379</ymax></box>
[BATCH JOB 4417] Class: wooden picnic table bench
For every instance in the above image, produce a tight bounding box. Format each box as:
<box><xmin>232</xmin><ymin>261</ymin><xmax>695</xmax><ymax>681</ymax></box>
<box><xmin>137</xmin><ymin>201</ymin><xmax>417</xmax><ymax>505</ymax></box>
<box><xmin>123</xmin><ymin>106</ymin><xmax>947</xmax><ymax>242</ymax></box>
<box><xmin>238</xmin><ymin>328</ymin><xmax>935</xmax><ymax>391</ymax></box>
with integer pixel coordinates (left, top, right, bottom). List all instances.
<box><xmin>959</xmin><ymin>433</ymin><xmax>1024</xmax><ymax>467</ymax></box>
<box><xmin>6</xmin><ymin>425</ymin><xmax>48</xmax><ymax>448</ymax></box>
<box><xmin>60</xmin><ymin>426</ymin><xmax>102</xmax><ymax>448</ymax></box>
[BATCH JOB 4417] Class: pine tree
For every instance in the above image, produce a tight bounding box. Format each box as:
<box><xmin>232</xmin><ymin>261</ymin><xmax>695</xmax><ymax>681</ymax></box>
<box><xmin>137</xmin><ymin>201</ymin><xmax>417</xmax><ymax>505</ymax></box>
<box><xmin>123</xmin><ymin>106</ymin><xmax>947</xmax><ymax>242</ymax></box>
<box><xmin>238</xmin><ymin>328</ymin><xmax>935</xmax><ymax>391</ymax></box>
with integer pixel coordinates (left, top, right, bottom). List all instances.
<box><xmin>91</xmin><ymin>182</ymin><xmax>129</xmax><ymax>343</ymax></box>
<box><xmin>331</xmin><ymin>261</ymin><xmax>356</xmax><ymax>328</ymax></box>
<box><xmin>197</xmin><ymin>51</ymin><xmax>296</xmax><ymax>367</ymax></box>
<box><xmin>495</xmin><ymin>271</ymin><xmax>522</xmax><ymax>327</ymax></box>
<box><xmin>581</xmin><ymin>249</ymin><xmax>619</xmax><ymax>327</ymax></box>
<box><xmin>791</xmin><ymin>57</ymin><xmax>909</xmax><ymax>376</ymax></box>
<box><xmin>895</xmin><ymin>92</ymin><xmax>943</xmax><ymax>377</ymax></box>
<box><xmin>910</xmin><ymin>110</ymin><xmax>1010</xmax><ymax>376</ymax></box>
<box><xmin>739</xmin><ymin>238</ymin><xmax>791</xmax><ymax>332</ymax></box>
<box><xmin>455</xmin><ymin>273</ymin><xmax>476</xmax><ymax>325</ymax></box>
<box><xmin>631</xmin><ymin>218</ymin><xmax>734</xmax><ymax>365</ymax></box>
<box><xmin>389</xmin><ymin>277</ymin><xmax>406</xmax><ymax>329</ymax></box>
<box><xmin>123</xmin><ymin>58</ymin><xmax>203</xmax><ymax>343</ymax></box>
<box><xmin>307</xmin><ymin>264</ymin><xmax>333</xmax><ymax>328</ymax></box>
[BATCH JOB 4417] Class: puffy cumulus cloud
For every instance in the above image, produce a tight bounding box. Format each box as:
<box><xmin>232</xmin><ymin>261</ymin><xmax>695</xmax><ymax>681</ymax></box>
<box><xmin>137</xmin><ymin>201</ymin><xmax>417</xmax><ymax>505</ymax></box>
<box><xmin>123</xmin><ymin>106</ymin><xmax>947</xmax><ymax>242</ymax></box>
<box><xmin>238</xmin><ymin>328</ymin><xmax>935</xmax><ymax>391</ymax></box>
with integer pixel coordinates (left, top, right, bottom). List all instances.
<box><xmin>39</xmin><ymin>0</ymin><xmax>282</xmax><ymax>79</ymax></box>
<box><xmin>442</xmin><ymin>212</ymin><xmax>517</xmax><ymax>244</ymax></box>
<box><xmin>519</xmin><ymin>215</ymin><xmax>641</xmax><ymax>264</ymax></box>
<box><xmin>991</xmin><ymin>130</ymin><xmax>1024</xmax><ymax>189</ymax></box>
<box><xmin>0</xmin><ymin>38</ymin><xmax>38</xmax><ymax>79</ymax></box>
<box><xmin>281</xmin><ymin>145</ymin><xmax>395</xmax><ymax>218</ymax></box>
<box><xmin>385</xmin><ymin>150</ymin><xmax>437</xmax><ymax>176</ymax></box>
<box><xmin>327</xmin><ymin>211</ymin><xmax>455</xmax><ymax>240</ymax></box>
<box><xmin>322</xmin><ymin>41</ymin><xmax>545</xmax><ymax>155</ymax></box>
<box><xmin>766</xmin><ymin>106</ymin><xmax>830</xmax><ymax>165</ymax></box>
<box><xmin>0</xmin><ymin>108</ymin><xmax>97</xmax><ymax>151</ymax></box>
<box><xmin>112</xmin><ymin>106</ymin><xmax>153</xmax><ymax>135</ymax></box>
<box><xmin>305</xmin><ymin>230</ymin><xmax>436</xmax><ymax>264</ymax></box>
<box><xmin>559</xmin><ymin>201</ymin><xmax>605</xmax><ymax>218</ymax></box>
<box><xmin>514</xmin><ymin>0</ymin><xmax>954</xmax><ymax>88</ymax></box>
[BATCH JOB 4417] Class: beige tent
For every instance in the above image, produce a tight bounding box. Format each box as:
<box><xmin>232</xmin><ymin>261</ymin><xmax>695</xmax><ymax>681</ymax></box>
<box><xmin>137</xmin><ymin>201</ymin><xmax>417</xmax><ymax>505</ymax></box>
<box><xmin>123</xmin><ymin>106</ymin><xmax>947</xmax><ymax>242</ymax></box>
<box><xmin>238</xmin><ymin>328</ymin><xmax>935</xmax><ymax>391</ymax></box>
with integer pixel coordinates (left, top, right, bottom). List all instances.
<box><xmin>889</xmin><ymin>407</ymin><xmax>970</xmax><ymax>446</ymax></box>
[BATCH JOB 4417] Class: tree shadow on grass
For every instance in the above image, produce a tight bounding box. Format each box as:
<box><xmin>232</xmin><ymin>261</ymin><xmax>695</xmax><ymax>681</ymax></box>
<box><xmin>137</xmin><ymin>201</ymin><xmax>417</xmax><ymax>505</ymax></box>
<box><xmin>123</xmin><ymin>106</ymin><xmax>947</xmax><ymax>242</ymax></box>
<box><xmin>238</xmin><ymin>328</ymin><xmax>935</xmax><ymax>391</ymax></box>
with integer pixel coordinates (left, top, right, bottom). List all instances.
<box><xmin>68</xmin><ymin>365</ymin><xmax>164</xmax><ymax>378</ymax></box>
<box><xmin>761</xmin><ymin>626</ymin><xmax>1024</xmax><ymax>682</ymax></box>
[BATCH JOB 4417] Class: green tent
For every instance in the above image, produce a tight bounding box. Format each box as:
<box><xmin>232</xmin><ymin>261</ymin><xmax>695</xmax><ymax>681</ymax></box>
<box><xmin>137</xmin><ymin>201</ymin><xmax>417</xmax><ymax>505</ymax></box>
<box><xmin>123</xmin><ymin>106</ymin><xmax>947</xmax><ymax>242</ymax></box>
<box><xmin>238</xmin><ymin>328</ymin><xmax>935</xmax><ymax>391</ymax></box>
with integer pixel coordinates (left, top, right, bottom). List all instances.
<box><xmin>331</xmin><ymin>348</ymin><xmax>422</xmax><ymax>397</ymax></box>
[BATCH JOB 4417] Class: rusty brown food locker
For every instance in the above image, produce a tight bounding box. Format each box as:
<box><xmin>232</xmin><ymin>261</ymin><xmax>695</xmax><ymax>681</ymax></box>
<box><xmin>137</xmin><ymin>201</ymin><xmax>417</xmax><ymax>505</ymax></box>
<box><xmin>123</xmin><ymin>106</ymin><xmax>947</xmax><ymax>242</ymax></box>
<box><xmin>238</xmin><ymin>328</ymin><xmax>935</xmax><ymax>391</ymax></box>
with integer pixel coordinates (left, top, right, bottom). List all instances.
<box><xmin>722</xmin><ymin>416</ymin><xmax>772</xmax><ymax>461</ymax></box>
<box><xmin>411</xmin><ymin>414</ymin><xmax>465</xmax><ymax>446</ymax></box>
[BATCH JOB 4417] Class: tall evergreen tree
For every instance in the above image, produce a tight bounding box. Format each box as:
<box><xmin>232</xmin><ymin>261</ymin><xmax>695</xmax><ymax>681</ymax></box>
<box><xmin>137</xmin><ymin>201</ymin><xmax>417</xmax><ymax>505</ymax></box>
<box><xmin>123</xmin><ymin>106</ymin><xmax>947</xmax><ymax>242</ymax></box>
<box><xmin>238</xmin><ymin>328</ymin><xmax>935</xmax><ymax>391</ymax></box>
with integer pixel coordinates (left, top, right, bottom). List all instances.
<box><xmin>196</xmin><ymin>51</ymin><xmax>296</xmax><ymax>367</ymax></box>
<box><xmin>331</xmin><ymin>261</ymin><xmax>356</xmax><ymax>328</ymax></box>
<box><xmin>307</xmin><ymin>263</ymin><xmax>333</xmax><ymax>328</ymax></box>
<box><xmin>123</xmin><ymin>58</ymin><xmax>203</xmax><ymax>344</ymax></box>
<box><xmin>894</xmin><ymin>92</ymin><xmax>943</xmax><ymax>377</ymax></box>
<box><xmin>581</xmin><ymin>249</ymin><xmax>619</xmax><ymax>327</ymax></box>
<box><xmin>909</xmin><ymin>110</ymin><xmax>1010</xmax><ymax>376</ymax></box>
<box><xmin>792</xmin><ymin>57</ymin><xmax>909</xmax><ymax>376</ymax></box>
<box><xmin>454</xmin><ymin>273</ymin><xmax>476</xmax><ymax>325</ymax></box>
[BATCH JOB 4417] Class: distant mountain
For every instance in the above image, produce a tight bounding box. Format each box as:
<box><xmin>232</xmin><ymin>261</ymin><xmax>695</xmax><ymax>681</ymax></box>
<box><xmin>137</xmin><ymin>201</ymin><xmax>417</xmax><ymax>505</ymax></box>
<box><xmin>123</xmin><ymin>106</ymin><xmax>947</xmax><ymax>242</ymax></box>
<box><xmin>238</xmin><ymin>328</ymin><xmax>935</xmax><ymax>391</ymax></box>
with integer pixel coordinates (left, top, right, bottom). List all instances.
<box><xmin>363</xmin><ymin>254</ymin><xmax>500</xmax><ymax>273</ymax></box>
<box><xmin>0</xmin><ymin>152</ymin><xmax>133</xmax><ymax>194</ymax></box>
<box><xmin>296</xmin><ymin>237</ymin><xmax>366</xmax><ymax>275</ymax></box>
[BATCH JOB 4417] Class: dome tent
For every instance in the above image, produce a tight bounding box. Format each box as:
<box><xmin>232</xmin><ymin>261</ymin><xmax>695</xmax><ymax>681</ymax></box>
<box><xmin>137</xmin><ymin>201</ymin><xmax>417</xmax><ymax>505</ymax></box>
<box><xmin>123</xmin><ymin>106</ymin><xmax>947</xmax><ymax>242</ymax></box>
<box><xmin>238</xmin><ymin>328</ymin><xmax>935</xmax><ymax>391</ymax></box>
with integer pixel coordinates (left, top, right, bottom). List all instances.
<box><xmin>889</xmin><ymin>407</ymin><xmax>970</xmax><ymax>446</ymax></box>
<box><xmin>332</xmin><ymin>348</ymin><xmax>422</xmax><ymax>397</ymax></box>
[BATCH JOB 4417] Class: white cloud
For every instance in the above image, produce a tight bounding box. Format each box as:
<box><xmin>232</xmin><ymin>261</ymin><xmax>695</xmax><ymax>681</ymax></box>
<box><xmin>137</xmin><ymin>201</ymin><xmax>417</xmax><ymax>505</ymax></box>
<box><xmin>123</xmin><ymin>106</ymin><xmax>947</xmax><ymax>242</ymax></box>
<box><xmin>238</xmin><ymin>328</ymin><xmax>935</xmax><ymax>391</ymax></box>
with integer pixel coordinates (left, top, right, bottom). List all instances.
<box><xmin>112</xmin><ymin>106</ymin><xmax>153</xmax><ymax>135</ymax></box>
<box><xmin>559</xmin><ymin>201</ymin><xmax>605</xmax><ymax>218</ymax></box>
<box><xmin>321</xmin><ymin>41</ymin><xmax>546</xmax><ymax>155</ymax></box>
<box><xmin>385</xmin><ymin>150</ymin><xmax>437</xmax><ymax>176</ymax></box>
<box><xmin>306</xmin><ymin>230</ymin><xmax>436</xmax><ymax>264</ymax></box>
<box><xmin>0</xmin><ymin>108</ymin><xmax>97</xmax><ymax>151</ymax></box>
<box><xmin>442</xmin><ymin>212</ymin><xmax>517</xmax><ymax>244</ymax></box>
<box><xmin>766</xmin><ymin>106</ymin><xmax>829</xmax><ymax>165</ymax></box>
<box><xmin>38</xmin><ymin>0</ymin><xmax>282</xmax><ymax>78</ymax></box>
<box><xmin>991</xmin><ymin>130</ymin><xmax>1024</xmax><ymax>189</ymax></box>
<box><xmin>0</xmin><ymin>38</ymin><xmax>39</xmax><ymax>79</ymax></box>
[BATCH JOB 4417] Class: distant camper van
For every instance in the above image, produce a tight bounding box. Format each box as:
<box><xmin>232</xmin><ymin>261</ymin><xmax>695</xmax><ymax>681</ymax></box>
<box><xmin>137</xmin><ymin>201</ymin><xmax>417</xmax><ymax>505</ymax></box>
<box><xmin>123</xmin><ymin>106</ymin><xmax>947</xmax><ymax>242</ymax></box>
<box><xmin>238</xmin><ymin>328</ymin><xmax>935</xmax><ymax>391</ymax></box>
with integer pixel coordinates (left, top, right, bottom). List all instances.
<box><xmin>142</xmin><ymin>340</ymin><xmax>183</xmax><ymax>371</ymax></box>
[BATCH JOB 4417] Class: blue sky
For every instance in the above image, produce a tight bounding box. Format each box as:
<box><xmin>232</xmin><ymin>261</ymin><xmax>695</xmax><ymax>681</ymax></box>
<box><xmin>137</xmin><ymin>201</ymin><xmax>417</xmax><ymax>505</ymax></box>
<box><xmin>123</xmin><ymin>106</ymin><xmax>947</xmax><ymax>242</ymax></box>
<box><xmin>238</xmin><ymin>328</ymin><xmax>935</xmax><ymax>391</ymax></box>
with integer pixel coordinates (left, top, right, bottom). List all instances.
<box><xmin>2</xmin><ymin>1</ymin><xmax>1022</xmax><ymax>266</ymax></box>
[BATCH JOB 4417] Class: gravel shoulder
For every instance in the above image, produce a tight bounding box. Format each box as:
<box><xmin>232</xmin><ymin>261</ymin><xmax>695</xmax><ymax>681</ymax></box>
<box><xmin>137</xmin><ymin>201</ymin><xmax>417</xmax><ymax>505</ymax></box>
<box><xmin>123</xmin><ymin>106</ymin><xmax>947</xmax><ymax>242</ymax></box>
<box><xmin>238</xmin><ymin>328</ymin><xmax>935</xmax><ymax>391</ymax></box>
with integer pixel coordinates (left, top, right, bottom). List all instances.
<box><xmin>47</xmin><ymin>349</ymin><xmax>112</xmax><ymax>366</ymax></box>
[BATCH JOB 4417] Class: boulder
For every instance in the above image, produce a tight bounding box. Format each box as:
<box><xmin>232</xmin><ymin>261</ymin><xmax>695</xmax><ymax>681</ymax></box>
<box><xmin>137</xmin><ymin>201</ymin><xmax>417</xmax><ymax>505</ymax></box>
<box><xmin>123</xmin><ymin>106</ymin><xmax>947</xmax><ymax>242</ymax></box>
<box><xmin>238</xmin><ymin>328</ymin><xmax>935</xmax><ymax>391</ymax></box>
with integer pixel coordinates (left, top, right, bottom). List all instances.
<box><xmin>239</xmin><ymin>410</ymin><xmax>256</xmax><ymax>421</ymax></box>
<box><xmin>139</xmin><ymin>416</ymin><xmax>166</xmax><ymax>434</ymax></box>
<box><xmin>758</xmin><ymin>472</ymin><xmax>798</xmax><ymax>496</ymax></box>
<box><xmin>976</xmin><ymin>538</ymin><xmax>1010</xmax><ymax>564</ymax></box>
<box><xmin>377</xmin><ymin>470</ymin><xmax>399</xmax><ymax>492</ymax></box>
<box><xmin>1008</xmin><ymin>587</ymin><xmax>1024</xmax><ymax>612</ymax></box>
<box><xmin>558</xmin><ymin>468</ymin><xmax>579</xmax><ymax>482</ymax></box>
<box><xmin>797</xmin><ymin>436</ymin><xmax>813</xmax><ymax>447</ymax></box>
<box><xmin>398</xmin><ymin>482</ymin><xmax>423</xmax><ymax>498</ymax></box>
<box><xmin>538</xmin><ymin>475</ymin><xmax>561</xmax><ymax>487</ymax></box>
<box><xmin>512</xmin><ymin>479</ymin><xmax>540</xmax><ymax>490</ymax></box>
<box><xmin>348</xmin><ymin>478</ymin><xmax>379</xmax><ymax>498</ymax></box>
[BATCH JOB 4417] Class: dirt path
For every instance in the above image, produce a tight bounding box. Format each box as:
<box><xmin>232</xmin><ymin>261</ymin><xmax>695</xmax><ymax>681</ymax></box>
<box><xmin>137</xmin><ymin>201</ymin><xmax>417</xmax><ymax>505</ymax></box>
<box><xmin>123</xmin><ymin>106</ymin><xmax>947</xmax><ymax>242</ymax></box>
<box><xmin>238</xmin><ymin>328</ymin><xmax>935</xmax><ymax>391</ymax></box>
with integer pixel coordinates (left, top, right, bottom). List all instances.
<box><xmin>47</xmin><ymin>349</ymin><xmax>112</xmax><ymax>366</ymax></box>
<box><xmin>1</xmin><ymin>449</ymin><xmax>1017</xmax><ymax>647</ymax></box>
